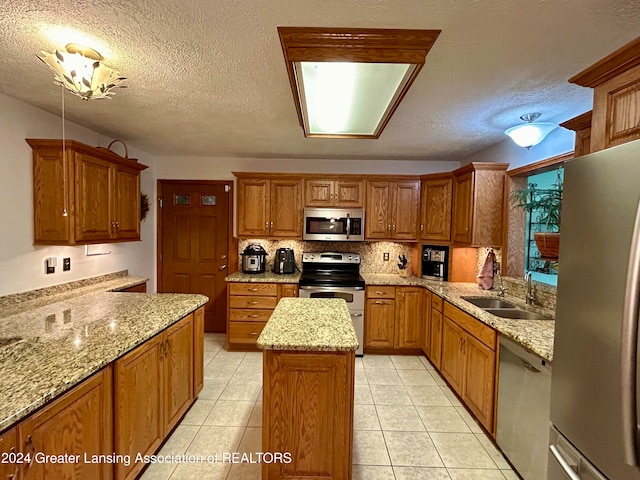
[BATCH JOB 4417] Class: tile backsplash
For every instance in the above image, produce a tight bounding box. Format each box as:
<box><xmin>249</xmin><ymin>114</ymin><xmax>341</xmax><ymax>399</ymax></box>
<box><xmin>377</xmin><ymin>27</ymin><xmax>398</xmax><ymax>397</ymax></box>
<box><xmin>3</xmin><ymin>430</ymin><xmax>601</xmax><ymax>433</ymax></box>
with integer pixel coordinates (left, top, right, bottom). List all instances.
<box><xmin>238</xmin><ymin>239</ymin><xmax>413</xmax><ymax>274</ymax></box>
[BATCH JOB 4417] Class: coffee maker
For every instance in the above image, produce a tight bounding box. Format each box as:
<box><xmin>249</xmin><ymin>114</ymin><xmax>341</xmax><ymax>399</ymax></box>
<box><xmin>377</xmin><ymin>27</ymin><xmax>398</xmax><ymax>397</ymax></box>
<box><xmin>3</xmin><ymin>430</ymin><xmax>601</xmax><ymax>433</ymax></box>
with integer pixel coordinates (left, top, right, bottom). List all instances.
<box><xmin>421</xmin><ymin>245</ymin><xmax>449</xmax><ymax>281</ymax></box>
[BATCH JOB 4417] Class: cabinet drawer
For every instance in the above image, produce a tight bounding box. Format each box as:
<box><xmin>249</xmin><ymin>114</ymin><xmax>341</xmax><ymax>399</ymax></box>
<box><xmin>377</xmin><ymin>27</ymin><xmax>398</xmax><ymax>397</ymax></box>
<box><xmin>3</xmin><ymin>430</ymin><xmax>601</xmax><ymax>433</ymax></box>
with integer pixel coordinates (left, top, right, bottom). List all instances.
<box><xmin>444</xmin><ymin>302</ymin><xmax>497</xmax><ymax>350</ymax></box>
<box><xmin>229</xmin><ymin>283</ymin><xmax>278</xmax><ymax>296</ymax></box>
<box><xmin>367</xmin><ymin>286</ymin><xmax>396</xmax><ymax>299</ymax></box>
<box><xmin>229</xmin><ymin>309</ymin><xmax>273</xmax><ymax>322</ymax></box>
<box><xmin>228</xmin><ymin>321</ymin><xmax>267</xmax><ymax>344</ymax></box>
<box><xmin>432</xmin><ymin>294</ymin><xmax>444</xmax><ymax>312</ymax></box>
<box><xmin>229</xmin><ymin>295</ymin><xmax>278</xmax><ymax>309</ymax></box>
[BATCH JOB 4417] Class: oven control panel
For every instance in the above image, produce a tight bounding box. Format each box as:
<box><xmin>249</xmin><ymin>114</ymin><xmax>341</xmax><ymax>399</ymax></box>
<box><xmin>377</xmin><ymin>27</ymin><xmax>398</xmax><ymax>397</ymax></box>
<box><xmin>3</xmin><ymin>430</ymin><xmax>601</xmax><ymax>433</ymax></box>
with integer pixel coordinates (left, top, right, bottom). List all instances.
<box><xmin>302</xmin><ymin>252</ymin><xmax>360</xmax><ymax>264</ymax></box>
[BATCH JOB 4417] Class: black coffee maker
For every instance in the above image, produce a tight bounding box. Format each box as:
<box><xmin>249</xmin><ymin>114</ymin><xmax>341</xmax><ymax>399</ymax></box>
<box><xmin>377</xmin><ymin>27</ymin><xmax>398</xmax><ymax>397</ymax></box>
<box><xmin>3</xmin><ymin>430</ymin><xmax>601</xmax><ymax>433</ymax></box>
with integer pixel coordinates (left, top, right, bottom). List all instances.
<box><xmin>273</xmin><ymin>248</ymin><xmax>295</xmax><ymax>274</ymax></box>
<box><xmin>421</xmin><ymin>245</ymin><xmax>449</xmax><ymax>281</ymax></box>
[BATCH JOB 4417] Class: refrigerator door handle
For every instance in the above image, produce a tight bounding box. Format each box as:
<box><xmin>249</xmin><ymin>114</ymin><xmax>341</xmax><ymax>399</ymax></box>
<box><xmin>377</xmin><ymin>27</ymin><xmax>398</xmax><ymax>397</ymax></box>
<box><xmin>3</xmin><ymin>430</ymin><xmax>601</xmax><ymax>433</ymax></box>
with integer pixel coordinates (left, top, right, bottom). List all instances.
<box><xmin>550</xmin><ymin>444</ymin><xmax>581</xmax><ymax>480</ymax></box>
<box><xmin>622</xmin><ymin>198</ymin><xmax>640</xmax><ymax>466</ymax></box>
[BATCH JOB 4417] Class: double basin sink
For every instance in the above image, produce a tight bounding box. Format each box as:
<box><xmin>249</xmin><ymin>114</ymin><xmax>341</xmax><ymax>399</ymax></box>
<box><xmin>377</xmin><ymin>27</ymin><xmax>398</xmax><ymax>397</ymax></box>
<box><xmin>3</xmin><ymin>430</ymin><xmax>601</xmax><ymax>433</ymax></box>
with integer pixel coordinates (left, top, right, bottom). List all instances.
<box><xmin>461</xmin><ymin>297</ymin><xmax>553</xmax><ymax>321</ymax></box>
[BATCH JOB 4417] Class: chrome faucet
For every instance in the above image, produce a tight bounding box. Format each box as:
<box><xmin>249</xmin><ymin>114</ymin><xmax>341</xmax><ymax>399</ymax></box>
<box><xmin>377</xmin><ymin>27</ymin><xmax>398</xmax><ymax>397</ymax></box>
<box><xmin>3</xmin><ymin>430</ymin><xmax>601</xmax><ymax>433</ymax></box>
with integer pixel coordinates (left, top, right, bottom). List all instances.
<box><xmin>524</xmin><ymin>271</ymin><xmax>536</xmax><ymax>305</ymax></box>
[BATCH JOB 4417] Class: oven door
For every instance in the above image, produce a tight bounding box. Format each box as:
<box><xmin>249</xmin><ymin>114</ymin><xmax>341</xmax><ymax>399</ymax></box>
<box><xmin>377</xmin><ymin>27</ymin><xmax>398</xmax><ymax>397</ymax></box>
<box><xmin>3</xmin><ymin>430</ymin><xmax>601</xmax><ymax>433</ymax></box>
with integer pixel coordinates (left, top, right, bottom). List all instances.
<box><xmin>303</xmin><ymin>208</ymin><xmax>364</xmax><ymax>241</ymax></box>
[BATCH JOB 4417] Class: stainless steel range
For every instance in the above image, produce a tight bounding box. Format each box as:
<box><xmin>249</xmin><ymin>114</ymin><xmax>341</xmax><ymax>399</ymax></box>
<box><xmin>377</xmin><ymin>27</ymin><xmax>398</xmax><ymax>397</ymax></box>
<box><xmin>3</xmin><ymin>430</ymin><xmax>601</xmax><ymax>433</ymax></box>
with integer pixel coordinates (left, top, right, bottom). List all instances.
<box><xmin>298</xmin><ymin>252</ymin><xmax>365</xmax><ymax>356</ymax></box>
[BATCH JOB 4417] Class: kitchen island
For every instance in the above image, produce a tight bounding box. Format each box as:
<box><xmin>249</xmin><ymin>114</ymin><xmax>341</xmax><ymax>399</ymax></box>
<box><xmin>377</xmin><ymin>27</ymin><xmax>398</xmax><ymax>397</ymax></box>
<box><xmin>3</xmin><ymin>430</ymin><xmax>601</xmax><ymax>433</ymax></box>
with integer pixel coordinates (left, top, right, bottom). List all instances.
<box><xmin>257</xmin><ymin>297</ymin><xmax>358</xmax><ymax>480</ymax></box>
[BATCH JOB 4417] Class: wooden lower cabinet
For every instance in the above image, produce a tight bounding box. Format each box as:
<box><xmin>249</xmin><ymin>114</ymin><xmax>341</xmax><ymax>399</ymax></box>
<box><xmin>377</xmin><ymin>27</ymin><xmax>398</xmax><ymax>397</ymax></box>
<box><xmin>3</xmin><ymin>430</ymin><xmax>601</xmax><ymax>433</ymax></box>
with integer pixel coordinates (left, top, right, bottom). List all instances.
<box><xmin>428</xmin><ymin>295</ymin><xmax>444</xmax><ymax>369</ymax></box>
<box><xmin>20</xmin><ymin>367</ymin><xmax>113</xmax><ymax>480</ymax></box>
<box><xmin>263</xmin><ymin>350</ymin><xmax>354</xmax><ymax>480</ymax></box>
<box><xmin>395</xmin><ymin>287</ymin><xmax>423</xmax><ymax>348</ymax></box>
<box><xmin>441</xmin><ymin>302</ymin><xmax>498</xmax><ymax>434</ymax></box>
<box><xmin>0</xmin><ymin>427</ymin><xmax>17</xmax><ymax>480</ymax></box>
<box><xmin>422</xmin><ymin>289</ymin><xmax>432</xmax><ymax>353</ymax></box>
<box><xmin>164</xmin><ymin>316</ymin><xmax>195</xmax><ymax>433</ymax></box>
<box><xmin>193</xmin><ymin>306</ymin><xmax>205</xmax><ymax>396</ymax></box>
<box><xmin>365</xmin><ymin>297</ymin><xmax>395</xmax><ymax>348</ymax></box>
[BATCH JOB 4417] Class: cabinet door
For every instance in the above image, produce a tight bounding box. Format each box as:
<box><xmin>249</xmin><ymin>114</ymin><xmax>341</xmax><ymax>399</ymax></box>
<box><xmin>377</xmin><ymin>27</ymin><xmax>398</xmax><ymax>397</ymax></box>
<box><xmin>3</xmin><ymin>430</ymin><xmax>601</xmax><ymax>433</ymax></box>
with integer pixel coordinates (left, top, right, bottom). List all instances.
<box><xmin>305</xmin><ymin>179</ymin><xmax>334</xmax><ymax>206</ymax></box>
<box><xmin>365</xmin><ymin>182</ymin><xmax>392</xmax><ymax>239</ymax></box>
<box><xmin>280</xmin><ymin>284</ymin><xmax>299</xmax><ymax>298</ymax></box>
<box><xmin>113</xmin><ymin>165</ymin><xmax>141</xmax><ymax>240</ymax></box>
<box><xmin>270</xmin><ymin>179</ymin><xmax>302</xmax><ymax>238</ymax></box>
<box><xmin>74</xmin><ymin>153</ymin><xmax>113</xmax><ymax>242</ymax></box>
<box><xmin>422</xmin><ymin>290</ymin><xmax>432</xmax><ymax>354</ymax></box>
<box><xmin>392</xmin><ymin>181</ymin><xmax>420</xmax><ymax>240</ymax></box>
<box><xmin>193</xmin><ymin>307</ymin><xmax>205</xmax><ymax>397</ymax></box>
<box><xmin>462</xmin><ymin>335</ymin><xmax>497</xmax><ymax>433</ymax></box>
<box><xmin>440</xmin><ymin>318</ymin><xmax>465</xmax><ymax>394</ymax></box>
<box><xmin>365</xmin><ymin>298</ymin><xmax>395</xmax><ymax>348</ymax></box>
<box><xmin>115</xmin><ymin>336</ymin><xmax>164</xmax><ymax>480</ymax></box>
<box><xmin>335</xmin><ymin>180</ymin><xmax>364</xmax><ymax>207</ymax></box>
<box><xmin>164</xmin><ymin>315</ymin><xmax>194</xmax><ymax>434</ymax></box>
<box><xmin>0</xmin><ymin>428</ymin><xmax>18</xmax><ymax>480</ymax></box>
<box><xmin>395</xmin><ymin>287</ymin><xmax>423</xmax><ymax>348</ymax></box>
<box><xmin>429</xmin><ymin>307</ymin><xmax>443</xmax><ymax>369</ymax></box>
<box><xmin>33</xmin><ymin>148</ymin><xmax>72</xmax><ymax>244</ymax></box>
<box><xmin>420</xmin><ymin>177</ymin><xmax>452</xmax><ymax>241</ymax></box>
<box><xmin>20</xmin><ymin>367</ymin><xmax>112</xmax><ymax>480</ymax></box>
<box><xmin>237</xmin><ymin>178</ymin><xmax>270</xmax><ymax>236</ymax></box>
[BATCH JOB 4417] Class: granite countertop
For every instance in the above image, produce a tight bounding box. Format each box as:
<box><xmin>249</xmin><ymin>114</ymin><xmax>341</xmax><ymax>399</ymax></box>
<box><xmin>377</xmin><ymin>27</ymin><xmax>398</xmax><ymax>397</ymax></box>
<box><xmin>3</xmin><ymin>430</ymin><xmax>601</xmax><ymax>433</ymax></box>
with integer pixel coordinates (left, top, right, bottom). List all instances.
<box><xmin>225</xmin><ymin>271</ymin><xmax>301</xmax><ymax>283</ymax></box>
<box><xmin>257</xmin><ymin>298</ymin><xmax>358</xmax><ymax>352</ymax></box>
<box><xmin>0</xmin><ymin>278</ymin><xmax>208</xmax><ymax>432</ymax></box>
<box><xmin>363</xmin><ymin>274</ymin><xmax>555</xmax><ymax>362</ymax></box>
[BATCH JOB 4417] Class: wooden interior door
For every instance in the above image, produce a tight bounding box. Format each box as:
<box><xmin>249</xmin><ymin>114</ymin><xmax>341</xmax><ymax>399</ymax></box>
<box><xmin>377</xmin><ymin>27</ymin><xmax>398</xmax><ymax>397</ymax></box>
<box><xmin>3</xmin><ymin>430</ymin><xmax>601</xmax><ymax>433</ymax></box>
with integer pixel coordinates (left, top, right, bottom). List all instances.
<box><xmin>160</xmin><ymin>181</ymin><xmax>231</xmax><ymax>332</ymax></box>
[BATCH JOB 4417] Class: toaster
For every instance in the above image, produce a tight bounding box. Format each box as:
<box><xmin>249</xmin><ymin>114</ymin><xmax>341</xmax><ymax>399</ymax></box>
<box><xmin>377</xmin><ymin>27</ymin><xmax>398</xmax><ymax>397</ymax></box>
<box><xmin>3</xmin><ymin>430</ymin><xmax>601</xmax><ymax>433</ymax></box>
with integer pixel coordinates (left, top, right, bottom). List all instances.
<box><xmin>273</xmin><ymin>248</ymin><xmax>295</xmax><ymax>274</ymax></box>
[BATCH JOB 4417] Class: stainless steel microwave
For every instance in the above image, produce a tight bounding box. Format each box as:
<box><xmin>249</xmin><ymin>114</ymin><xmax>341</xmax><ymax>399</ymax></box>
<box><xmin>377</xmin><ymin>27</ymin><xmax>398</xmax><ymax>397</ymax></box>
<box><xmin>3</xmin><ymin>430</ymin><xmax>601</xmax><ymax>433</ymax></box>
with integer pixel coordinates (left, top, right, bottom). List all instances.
<box><xmin>303</xmin><ymin>208</ymin><xmax>365</xmax><ymax>241</ymax></box>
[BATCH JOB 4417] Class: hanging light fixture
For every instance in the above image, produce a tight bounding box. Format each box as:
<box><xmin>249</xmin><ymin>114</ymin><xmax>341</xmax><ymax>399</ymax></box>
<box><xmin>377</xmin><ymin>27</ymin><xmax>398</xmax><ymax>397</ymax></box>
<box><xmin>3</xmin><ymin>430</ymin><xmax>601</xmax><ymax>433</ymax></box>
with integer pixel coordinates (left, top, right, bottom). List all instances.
<box><xmin>37</xmin><ymin>43</ymin><xmax>126</xmax><ymax>100</ymax></box>
<box><xmin>505</xmin><ymin>113</ymin><xmax>557</xmax><ymax>149</ymax></box>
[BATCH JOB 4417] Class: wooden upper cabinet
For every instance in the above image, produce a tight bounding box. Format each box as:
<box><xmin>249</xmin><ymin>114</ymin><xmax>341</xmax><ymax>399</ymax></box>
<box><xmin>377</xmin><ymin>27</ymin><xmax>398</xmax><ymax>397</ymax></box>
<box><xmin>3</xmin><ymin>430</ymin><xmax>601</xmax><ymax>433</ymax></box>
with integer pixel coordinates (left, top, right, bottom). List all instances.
<box><xmin>305</xmin><ymin>178</ymin><xmax>364</xmax><ymax>207</ymax></box>
<box><xmin>365</xmin><ymin>179</ymin><xmax>419</xmax><ymax>241</ymax></box>
<box><xmin>451</xmin><ymin>163</ymin><xmax>508</xmax><ymax>247</ymax></box>
<box><xmin>568</xmin><ymin>36</ymin><xmax>640</xmax><ymax>152</ymax></box>
<box><xmin>27</xmin><ymin>139</ymin><xmax>147</xmax><ymax>245</ymax></box>
<box><xmin>420</xmin><ymin>173</ymin><xmax>453</xmax><ymax>242</ymax></box>
<box><xmin>560</xmin><ymin>111</ymin><xmax>592</xmax><ymax>158</ymax></box>
<box><xmin>235</xmin><ymin>174</ymin><xmax>302</xmax><ymax>238</ymax></box>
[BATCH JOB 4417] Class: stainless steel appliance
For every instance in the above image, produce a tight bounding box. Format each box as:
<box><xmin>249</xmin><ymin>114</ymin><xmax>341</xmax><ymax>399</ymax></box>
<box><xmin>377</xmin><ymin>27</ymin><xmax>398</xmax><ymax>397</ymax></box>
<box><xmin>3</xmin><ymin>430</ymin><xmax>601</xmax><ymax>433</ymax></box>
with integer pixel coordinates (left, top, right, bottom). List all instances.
<box><xmin>241</xmin><ymin>244</ymin><xmax>267</xmax><ymax>273</ymax></box>
<box><xmin>303</xmin><ymin>208</ymin><xmax>364</xmax><ymax>242</ymax></box>
<box><xmin>549</xmin><ymin>139</ymin><xmax>640</xmax><ymax>479</ymax></box>
<box><xmin>421</xmin><ymin>245</ymin><xmax>449</xmax><ymax>281</ymax></box>
<box><xmin>497</xmin><ymin>336</ymin><xmax>552</xmax><ymax>480</ymax></box>
<box><xmin>273</xmin><ymin>248</ymin><xmax>296</xmax><ymax>274</ymax></box>
<box><xmin>298</xmin><ymin>252</ymin><xmax>365</xmax><ymax>356</ymax></box>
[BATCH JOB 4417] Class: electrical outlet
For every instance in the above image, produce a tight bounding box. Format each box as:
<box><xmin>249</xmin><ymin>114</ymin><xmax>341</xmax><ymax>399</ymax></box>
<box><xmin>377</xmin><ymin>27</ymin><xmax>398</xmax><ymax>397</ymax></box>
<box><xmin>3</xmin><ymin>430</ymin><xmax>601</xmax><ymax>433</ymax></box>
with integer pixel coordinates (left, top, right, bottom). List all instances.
<box><xmin>383</xmin><ymin>252</ymin><xmax>390</xmax><ymax>261</ymax></box>
<box><xmin>63</xmin><ymin>258</ymin><xmax>71</xmax><ymax>271</ymax></box>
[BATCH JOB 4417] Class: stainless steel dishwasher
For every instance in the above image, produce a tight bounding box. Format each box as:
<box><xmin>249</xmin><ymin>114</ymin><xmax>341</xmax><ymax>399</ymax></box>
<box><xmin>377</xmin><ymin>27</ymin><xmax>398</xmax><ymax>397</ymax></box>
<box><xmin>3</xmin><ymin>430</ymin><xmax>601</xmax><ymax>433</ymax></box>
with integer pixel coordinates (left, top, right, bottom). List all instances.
<box><xmin>497</xmin><ymin>336</ymin><xmax>552</xmax><ymax>480</ymax></box>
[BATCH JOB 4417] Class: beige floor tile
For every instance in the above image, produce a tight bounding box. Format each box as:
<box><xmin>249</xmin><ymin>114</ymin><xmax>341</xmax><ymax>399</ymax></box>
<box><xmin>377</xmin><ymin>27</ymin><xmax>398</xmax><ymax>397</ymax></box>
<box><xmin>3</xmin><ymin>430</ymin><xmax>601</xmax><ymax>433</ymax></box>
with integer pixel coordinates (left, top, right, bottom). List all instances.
<box><xmin>442</xmin><ymin>390</ymin><xmax>463</xmax><ymax>407</ymax></box>
<box><xmin>185</xmin><ymin>425</ymin><xmax>245</xmax><ymax>455</ymax></box>
<box><xmin>383</xmin><ymin>431</ymin><xmax>443</xmax><ymax>467</ymax></box>
<box><xmin>239</xmin><ymin>351</ymin><xmax>262</xmax><ymax>367</ymax></box>
<box><xmin>474</xmin><ymin>434</ymin><xmax>511</xmax><ymax>470</ymax></box>
<box><xmin>230</xmin><ymin>365</ymin><xmax>262</xmax><ymax>383</ymax></box>
<box><xmin>454</xmin><ymin>407</ymin><xmax>483</xmax><ymax>434</ymax></box>
<box><xmin>197</xmin><ymin>381</ymin><xmax>227</xmax><ymax>401</ymax></box>
<box><xmin>203</xmin><ymin>363</ymin><xmax>237</xmax><ymax>382</ymax></box>
<box><xmin>363</xmin><ymin>355</ymin><xmax>394</xmax><ymax>370</ymax></box>
<box><xmin>202</xmin><ymin>351</ymin><xmax>217</xmax><ymax>368</ymax></box>
<box><xmin>226</xmin><ymin>462</ymin><xmax>262</xmax><ymax>480</ymax></box>
<box><xmin>219</xmin><ymin>381</ymin><xmax>262</xmax><ymax>402</ymax></box>
<box><xmin>353</xmin><ymin>430</ymin><xmax>391</xmax><ymax>465</ymax></box>
<box><xmin>238</xmin><ymin>426</ymin><xmax>262</xmax><ymax>451</ymax></box>
<box><xmin>398</xmin><ymin>369</ymin><xmax>438</xmax><ymax>386</ymax></box>
<box><xmin>181</xmin><ymin>399</ymin><xmax>216</xmax><ymax>426</ymax></box>
<box><xmin>355</xmin><ymin>357</ymin><xmax>365</xmax><ymax>369</ymax></box>
<box><xmin>161</xmin><ymin>425</ymin><xmax>200</xmax><ymax>454</ymax></box>
<box><xmin>203</xmin><ymin>340</ymin><xmax>224</xmax><ymax>354</ymax></box>
<box><xmin>390</xmin><ymin>355</ymin><xmax>427</xmax><ymax>370</ymax></box>
<box><xmin>393</xmin><ymin>466</ymin><xmax>451</xmax><ymax>479</ymax></box>
<box><xmin>140</xmin><ymin>461</ymin><xmax>176</xmax><ymax>480</ymax></box>
<box><xmin>354</xmin><ymin>384</ymin><xmax>374</xmax><ymax>405</ymax></box>
<box><xmin>352</xmin><ymin>464</ymin><xmax>395</xmax><ymax>480</ymax></box>
<box><xmin>420</xmin><ymin>356</ymin><xmax>436</xmax><ymax>370</ymax></box>
<box><xmin>354</xmin><ymin>404</ymin><xmax>381</xmax><ymax>430</ymax></box>
<box><xmin>376</xmin><ymin>405</ymin><xmax>425</xmax><ymax>431</ymax></box>
<box><xmin>430</xmin><ymin>370</ymin><xmax>448</xmax><ymax>387</ymax></box>
<box><xmin>500</xmin><ymin>470</ymin><xmax>520</xmax><ymax>480</ymax></box>
<box><xmin>248</xmin><ymin>402</ymin><xmax>262</xmax><ymax>427</ymax></box>
<box><xmin>367</xmin><ymin>368</ymin><xmax>403</xmax><ymax>386</ymax></box>
<box><xmin>447</xmin><ymin>469</ymin><xmax>507</xmax><ymax>480</ymax></box>
<box><xmin>203</xmin><ymin>400</ymin><xmax>254</xmax><ymax>427</ymax></box>
<box><xmin>405</xmin><ymin>385</ymin><xmax>452</xmax><ymax>407</ymax></box>
<box><xmin>169</xmin><ymin>462</ymin><xmax>230</xmax><ymax>480</ymax></box>
<box><xmin>355</xmin><ymin>367</ymin><xmax>369</xmax><ymax>385</ymax></box>
<box><xmin>370</xmin><ymin>385</ymin><xmax>413</xmax><ymax>405</ymax></box>
<box><xmin>208</xmin><ymin>351</ymin><xmax>246</xmax><ymax>367</ymax></box>
<box><xmin>415</xmin><ymin>406</ymin><xmax>470</xmax><ymax>433</ymax></box>
<box><xmin>430</xmin><ymin>433</ymin><xmax>496</xmax><ymax>469</ymax></box>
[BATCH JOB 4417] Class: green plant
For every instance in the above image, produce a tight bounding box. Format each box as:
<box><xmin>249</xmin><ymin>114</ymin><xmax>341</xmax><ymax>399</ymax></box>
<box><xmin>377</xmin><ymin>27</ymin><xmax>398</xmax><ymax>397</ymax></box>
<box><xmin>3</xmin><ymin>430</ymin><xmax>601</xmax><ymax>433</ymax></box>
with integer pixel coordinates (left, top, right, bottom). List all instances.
<box><xmin>511</xmin><ymin>173</ymin><xmax>563</xmax><ymax>232</ymax></box>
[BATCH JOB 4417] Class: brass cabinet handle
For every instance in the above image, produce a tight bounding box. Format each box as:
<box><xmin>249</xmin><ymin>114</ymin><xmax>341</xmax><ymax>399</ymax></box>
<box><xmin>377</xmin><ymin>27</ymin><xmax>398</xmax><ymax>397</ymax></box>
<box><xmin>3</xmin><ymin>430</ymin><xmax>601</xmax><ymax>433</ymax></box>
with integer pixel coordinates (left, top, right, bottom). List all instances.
<box><xmin>250</xmin><ymin>332</ymin><xmax>259</xmax><ymax>336</ymax></box>
<box><xmin>374</xmin><ymin>300</ymin><xmax>385</xmax><ymax>305</ymax></box>
<box><xmin>375</xmin><ymin>291</ymin><xmax>384</xmax><ymax>295</ymax></box>
<box><xmin>248</xmin><ymin>288</ymin><xmax>259</xmax><ymax>292</ymax></box>
<box><xmin>248</xmin><ymin>301</ymin><xmax>259</xmax><ymax>305</ymax></box>
<box><xmin>249</xmin><ymin>314</ymin><xmax>259</xmax><ymax>318</ymax></box>
<box><xmin>115</xmin><ymin>221</ymin><xmax>120</xmax><ymax>232</ymax></box>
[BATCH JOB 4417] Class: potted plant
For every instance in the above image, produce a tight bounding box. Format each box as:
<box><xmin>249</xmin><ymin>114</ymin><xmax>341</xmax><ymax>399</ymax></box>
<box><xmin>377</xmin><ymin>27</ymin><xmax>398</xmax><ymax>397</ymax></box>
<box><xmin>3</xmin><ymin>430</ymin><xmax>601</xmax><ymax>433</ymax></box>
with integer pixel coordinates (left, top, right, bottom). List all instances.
<box><xmin>511</xmin><ymin>173</ymin><xmax>563</xmax><ymax>260</ymax></box>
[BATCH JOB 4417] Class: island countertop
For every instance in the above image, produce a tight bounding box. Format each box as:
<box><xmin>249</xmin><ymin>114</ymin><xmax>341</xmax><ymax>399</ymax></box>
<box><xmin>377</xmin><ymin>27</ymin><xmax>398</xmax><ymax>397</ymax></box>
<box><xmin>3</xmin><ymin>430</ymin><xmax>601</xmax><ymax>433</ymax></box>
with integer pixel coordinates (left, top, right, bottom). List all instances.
<box><xmin>257</xmin><ymin>298</ymin><xmax>358</xmax><ymax>352</ymax></box>
<box><xmin>0</xmin><ymin>287</ymin><xmax>208</xmax><ymax>432</ymax></box>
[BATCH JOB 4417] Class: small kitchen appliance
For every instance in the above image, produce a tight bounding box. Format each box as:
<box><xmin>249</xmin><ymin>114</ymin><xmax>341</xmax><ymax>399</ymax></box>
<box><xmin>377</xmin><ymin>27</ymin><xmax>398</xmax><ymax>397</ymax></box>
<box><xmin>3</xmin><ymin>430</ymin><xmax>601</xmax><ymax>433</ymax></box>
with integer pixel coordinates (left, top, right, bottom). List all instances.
<box><xmin>421</xmin><ymin>245</ymin><xmax>449</xmax><ymax>281</ymax></box>
<box><xmin>241</xmin><ymin>244</ymin><xmax>267</xmax><ymax>273</ymax></box>
<box><xmin>273</xmin><ymin>248</ymin><xmax>296</xmax><ymax>274</ymax></box>
<box><xmin>303</xmin><ymin>208</ymin><xmax>364</xmax><ymax>241</ymax></box>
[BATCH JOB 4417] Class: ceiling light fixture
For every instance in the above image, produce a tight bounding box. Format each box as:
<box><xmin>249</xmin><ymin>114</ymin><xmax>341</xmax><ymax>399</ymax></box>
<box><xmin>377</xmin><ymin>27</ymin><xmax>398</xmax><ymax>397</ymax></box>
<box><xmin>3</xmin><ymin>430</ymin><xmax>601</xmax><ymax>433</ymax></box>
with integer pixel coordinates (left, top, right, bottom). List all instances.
<box><xmin>278</xmin><ymin>27</ymin><xmax>441</xmax><ymax>138</ymax></box>
<box><xmin>505</xmin><ymin>113</ymin><xmax>558</xmax><ymax>149</ymax></box>
<box><xmin>37</xmin><ymin>43</ymin><xmax>126</xmax><ymax>100</ymax></box>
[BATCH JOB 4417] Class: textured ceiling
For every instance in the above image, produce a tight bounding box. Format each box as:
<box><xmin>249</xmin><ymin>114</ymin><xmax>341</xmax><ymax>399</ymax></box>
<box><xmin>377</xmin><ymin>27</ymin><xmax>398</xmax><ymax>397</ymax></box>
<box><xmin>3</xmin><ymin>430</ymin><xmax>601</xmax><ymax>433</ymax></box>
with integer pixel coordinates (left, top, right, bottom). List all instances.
<box><xmin>1</xmin><ymin>0</ymin><xmax>639</xmax><ymax>161</ymax></box>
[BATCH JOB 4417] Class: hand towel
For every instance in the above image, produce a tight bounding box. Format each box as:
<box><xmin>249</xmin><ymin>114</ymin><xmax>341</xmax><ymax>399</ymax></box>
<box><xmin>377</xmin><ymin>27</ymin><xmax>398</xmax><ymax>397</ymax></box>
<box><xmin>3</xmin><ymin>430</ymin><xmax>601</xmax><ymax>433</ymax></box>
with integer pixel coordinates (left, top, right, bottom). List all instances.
<box><xmin>477</xmin><ymin>250</ymin><xmax>495</xmax><ymax>290</ymax></box>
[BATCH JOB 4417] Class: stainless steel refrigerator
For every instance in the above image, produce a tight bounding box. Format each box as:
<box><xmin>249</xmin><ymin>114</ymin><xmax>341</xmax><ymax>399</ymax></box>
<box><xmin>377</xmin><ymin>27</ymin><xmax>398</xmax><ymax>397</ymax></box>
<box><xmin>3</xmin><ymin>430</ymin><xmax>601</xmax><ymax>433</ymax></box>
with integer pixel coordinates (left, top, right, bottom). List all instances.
<box><xmin>549</xmin><ymin>139</ymin><xmax>640</xmax><ymax>479</ymax></box>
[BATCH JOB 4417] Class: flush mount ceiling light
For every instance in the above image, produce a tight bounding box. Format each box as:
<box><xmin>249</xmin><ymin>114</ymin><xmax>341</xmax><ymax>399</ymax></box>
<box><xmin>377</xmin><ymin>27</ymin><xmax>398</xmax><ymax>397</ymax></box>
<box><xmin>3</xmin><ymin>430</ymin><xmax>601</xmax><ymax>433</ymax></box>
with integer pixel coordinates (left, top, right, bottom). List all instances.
<box><xmin>505</xmin><ymin>113</ymin><xmax>558</xmax><ymax>149</ymax></box>
<box><xmin>37</xmin><ymin>43</ymin><xmax>126</xmax><ymax>100</ymax></box>
<box><xmin>278</xmin><ymin>27</ymin><xmax>440</xmax><ymax>138</ymax></box>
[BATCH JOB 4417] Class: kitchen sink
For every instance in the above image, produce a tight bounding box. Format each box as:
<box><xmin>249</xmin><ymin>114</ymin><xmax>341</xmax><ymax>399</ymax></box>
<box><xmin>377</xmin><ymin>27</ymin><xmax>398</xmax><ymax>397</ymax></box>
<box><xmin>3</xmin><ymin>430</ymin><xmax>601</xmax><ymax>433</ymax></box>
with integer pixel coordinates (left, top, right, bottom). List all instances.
<box><xmin>484</xmin><ymin>308</ymin><xmax>553</xmax><ymax>321</ymax></box>
<box><xmin>461</xmin><ymin>297</ymin><xmax>516</xmax><ymax>309</ymax></box>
